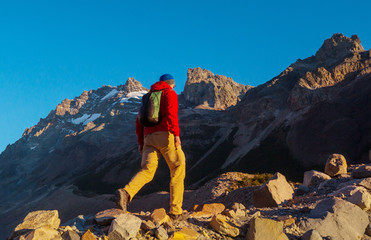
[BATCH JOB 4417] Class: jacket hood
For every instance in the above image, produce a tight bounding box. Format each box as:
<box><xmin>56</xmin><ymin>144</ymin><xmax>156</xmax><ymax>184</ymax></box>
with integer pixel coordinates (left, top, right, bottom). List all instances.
<box><xmin>150</xmin><ymin>81</ymin><xmax>172</xmax><ymax>92</ymax></box>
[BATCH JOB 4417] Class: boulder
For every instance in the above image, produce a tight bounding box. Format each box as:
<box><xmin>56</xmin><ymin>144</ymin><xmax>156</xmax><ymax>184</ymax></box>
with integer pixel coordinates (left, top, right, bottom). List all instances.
<box><xmin>15</xmin><ymin>210</ymin><xmax>61</xmax><ymax>232</ymax></box>
<box><xmin>358</xmin><ymin>178</ymin><xmax>371</xmax><ymax>190</ymax></box>
<box><xmin>155</xmin><ymin>226</ymin><xmax>168</xmax><ymax>240</ymax></box>
<box><xmin>81</xmin><ymin>229</ymin><xmax>97</xmax><ymax>240</ymax></box>
<box><xmin>301</xmin><ymin>229</ymin><xmax>323</xmax><ymax>240</ymax></box>
<box><xmin>18</xmin><ymin>227</ymin><xmax>61</xmax><ymax>240</ymax></box>
<box><xmin>352</xmin><ymin>164</ymin><xmax>371</xmax><ymax>178</ymax></box>
<box><xmin>11</xmin><ymin>210</ymin><xmax>61</xmax><ymax>239</ymax></box>
<box><xmin>170</xmin><ymin>227</ymin><xmax>199</xmax><ymax>240</ymax></box>
<box><xmin>324</xmin><ymin>154</ymin><xmax>347</xmax><ymax>177</ymax></box>
<box><xmin>253</xmin><ymin>172</ymin><xmax>294</xmax><ymax>208</ymax></box>
<box><xmin>231</xmin><ymin>202</ymin><xmax>246</xmax><ymax>211</ymax></box>
<box><xmin>246</xmin><ymin>217</ymin><xmax>289</xmax><ymax>240</ymax></box>
<box><xmin>303</xmin><ymin>170</ymin><xmax>331</xmax><ymax>187</ymax></box>
<box><xmin>150</xmin><ymin>208</ymin><xmax>170</xmax><ymax>227</ymax></box>
<box><xmin>299</xmin><ymin>197</ymin><xmax>368</xmax><ymax>240</ymax></box>
<box><xmin>347</xmin><ymin>187</ymin><xmax>371</xmax><ymax>210</ymax></box>
<box><xmin>108</xmin><ymin>213</ymin><xmax>142</xmax><ymax>240</ymax></box>
<box><xmin>200</xmin><ymin>203</ymin><xmax>225</xmax><ymax>215</ymax></box>
<box><xmin>141</xmin><ymin>220</ymin><xmax>156</xmax><ymax>231</ymax></box>
<box><xmin>210</xmin><ymin>214</ymin><xmax>239</xmax><ymax>237</ymax></box>
<box><xmin>330</xmin><ymin>185</ymin><xmax>358</xmax><ymax>198</ymax></box>
<box><xmin>61</xmin><ymin>230</ymin><xmax>80</xmax><ymax>240</ymax></box>
<box><xmin>94</xmin><ymin>208</ymin><xmax>125</xmax><ymax>226</ymax></box>
<box><xmin>224</xmin><ymin>209</ymin><xmax>245</xmax><ymax>219</ymax></box>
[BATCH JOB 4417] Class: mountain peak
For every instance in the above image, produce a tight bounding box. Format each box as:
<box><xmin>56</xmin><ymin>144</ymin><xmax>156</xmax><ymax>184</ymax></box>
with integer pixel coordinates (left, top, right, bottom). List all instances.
<box><xmin>122</xmin><ymin>77</ymin><xmax>146</xmax><ymax>92</ymax></box>
<box><xmin>181</xmin><ymin>68</ymin><xmax>252</xmax><ymax>110</ymax></box>
<box><xmin>315</xmin><ymin>33</ymin><xmax>365</xmax><ymax>65</ymax></box>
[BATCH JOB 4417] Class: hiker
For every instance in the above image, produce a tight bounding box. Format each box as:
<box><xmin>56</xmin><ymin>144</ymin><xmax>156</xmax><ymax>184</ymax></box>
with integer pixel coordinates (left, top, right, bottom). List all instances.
<box><xmin>115</xmin><ymin>73</ymin><xmax>186</xmax><ymax>219</ymax></box>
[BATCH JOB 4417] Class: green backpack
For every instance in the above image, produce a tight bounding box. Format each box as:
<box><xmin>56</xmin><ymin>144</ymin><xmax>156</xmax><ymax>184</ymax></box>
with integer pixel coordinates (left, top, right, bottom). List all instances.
<box><xmin>138</xmin><ymin>91</ymin><xmax>163</xmax><ymax>126</ymax></box>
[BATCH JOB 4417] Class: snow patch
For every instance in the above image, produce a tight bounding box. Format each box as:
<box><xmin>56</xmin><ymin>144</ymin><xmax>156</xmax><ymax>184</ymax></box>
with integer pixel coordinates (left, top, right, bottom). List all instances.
<box><xmin>71</xmin><ymin>113</ymin><xmax>101</xmax><ymax>125</ymax></box>
<box><xmin>120</xmin><ymin>90</ymin><xmax>147</xmax><ymax>103</ymax></box>
<box><xmin>101</xmin><ymin>89</ymin><xmax>118</xmax><ymax>101</ymax></box>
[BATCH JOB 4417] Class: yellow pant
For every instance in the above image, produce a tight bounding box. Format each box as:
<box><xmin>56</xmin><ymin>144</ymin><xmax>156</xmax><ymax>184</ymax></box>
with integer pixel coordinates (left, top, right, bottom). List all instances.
<box><xmin>124</xmin><ymin>131</ymin><xmax>186</xmax><ymax>215</ymax></box>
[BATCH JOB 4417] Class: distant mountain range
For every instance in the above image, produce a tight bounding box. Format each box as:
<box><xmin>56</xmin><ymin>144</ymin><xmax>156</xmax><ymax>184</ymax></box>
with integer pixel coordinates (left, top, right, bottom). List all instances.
<box><xmin>1</xmin><ymin>33</ymin><xmax>370</xmax><ymax>237</ymax></box>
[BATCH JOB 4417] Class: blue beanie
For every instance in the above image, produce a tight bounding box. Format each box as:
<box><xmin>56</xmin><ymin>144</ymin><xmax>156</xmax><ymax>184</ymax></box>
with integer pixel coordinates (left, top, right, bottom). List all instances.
<box><xmin>159</xmin><ymin>74</ymin><xmax>174</xmax><ymax>81</ymax></box>
<box><xmin>159</xmin><ymin>74</ymin><xmax>175</xmax><ymax>85</ymax></box>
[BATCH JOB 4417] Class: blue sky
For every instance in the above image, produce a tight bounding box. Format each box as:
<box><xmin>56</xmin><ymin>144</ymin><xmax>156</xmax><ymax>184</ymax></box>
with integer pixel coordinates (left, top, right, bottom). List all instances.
<box><xmin>0</xmin><ymin>0</ymin><xmax>370</xmax><ymax>153</ymax></box>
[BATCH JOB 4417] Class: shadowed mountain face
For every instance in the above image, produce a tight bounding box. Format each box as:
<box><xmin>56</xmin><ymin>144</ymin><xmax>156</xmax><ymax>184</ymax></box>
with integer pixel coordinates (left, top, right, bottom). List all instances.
<box><xmin>0</xmin><ymin>33</ymin><xmax>370</xmax><ymax>237</ymax></box>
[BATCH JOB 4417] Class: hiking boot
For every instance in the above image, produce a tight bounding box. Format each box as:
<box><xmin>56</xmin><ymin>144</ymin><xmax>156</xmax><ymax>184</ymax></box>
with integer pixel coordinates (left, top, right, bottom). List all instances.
<box><xmin>168</xmin><ymin>211</ymin><xmax>189</xmax><ymax>221</ymax></box>
<box><xmin>115</xmin><ymin>188</ymin><xmax>130</xmax><ymax>212</ymax></box>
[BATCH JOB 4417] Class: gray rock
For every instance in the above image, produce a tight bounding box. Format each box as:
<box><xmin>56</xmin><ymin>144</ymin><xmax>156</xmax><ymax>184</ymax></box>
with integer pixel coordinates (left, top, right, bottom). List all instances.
<box><xmin>303</xmin><ymin>170</ymin><xmax>331</xmax><ymax>187</ymax></box>
<box><xmin>95</xmin><ymin>208</ymin><xmax>125</xmax><ymax>226</ymax></box>
<box><xmin>352</xmin><ymin>164</ymin><xmax>371</xmax><ymax>179</ymax></box>
<box><xmin>299</xmin><ymin>197</ymin><xmax>368</xmax><ymax>240</ymax></box>
<box><xmin>324</xmin><ymin>154</ymin><xmax>347</xmax><ymax>177</ymax></box>
<box><xmin>302</xmin><ymin>229</ymin><xmax>322</xmax><ymax>240</ymax></box>
<box><xmin>330</xmin><ymin>185</ymin><xmax>360</xmax><ymax>198</ymax></box>
<box><xmin>296</xmin><ymin>185</ymin><xmax>310</xmax><ymax>195</ymax></box>
<box><xmin>231</xmin><ymin>202</ymin><xmax>246</xmax><ymax>211</ymax></box>
<box><xmin>155</xmin><ymin>226</ymin><xmax>168</xmax><ymax>240</ymax></box>
<box><xmin>253</xmin><ymin>172</ymin><xmax>294</xmax><ymax>208</ymax></box>
<box><xmin>62</xmin><ymin>230</ymin><xmax>81</xmax><ymax>240</ymax></box>
<box><xmin>358</xmin><ymin>178</ymin><xmax>371</xmax><ymax>190</ymax></box>
<box><xmin>108</xmin><ymin>213</ymin><xmax>142</xmax><ymax>240</ymax></box>
<box><xmin>347</xmin><ymin>187</ymin><xmax>371</xmax><ymax>210</ymax></box>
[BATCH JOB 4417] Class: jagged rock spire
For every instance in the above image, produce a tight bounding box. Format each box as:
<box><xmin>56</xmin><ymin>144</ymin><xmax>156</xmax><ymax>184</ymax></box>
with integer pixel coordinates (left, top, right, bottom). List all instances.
<box><xmin>315</xmin><ymin>33</ymin><xmax>365</xmax><ymax>65</ymax></box>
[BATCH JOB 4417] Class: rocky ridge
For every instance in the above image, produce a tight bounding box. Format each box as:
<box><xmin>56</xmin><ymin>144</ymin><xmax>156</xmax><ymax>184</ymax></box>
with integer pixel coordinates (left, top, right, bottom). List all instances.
<box><xmin>8</xmin><ymin>156</ymin><xmax>371</xmax><ymax>240</ymax></box>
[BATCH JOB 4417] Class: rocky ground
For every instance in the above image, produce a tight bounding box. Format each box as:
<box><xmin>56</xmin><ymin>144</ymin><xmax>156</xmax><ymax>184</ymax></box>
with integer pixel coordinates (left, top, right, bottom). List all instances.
<box><xmin>8</xmin><ymin>154</ymin><xmax>371</xmax><ymax>240</ymax></box>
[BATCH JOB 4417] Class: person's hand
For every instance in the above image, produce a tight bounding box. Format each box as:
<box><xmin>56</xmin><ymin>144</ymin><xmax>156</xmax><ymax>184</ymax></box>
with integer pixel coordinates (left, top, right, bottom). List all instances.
<box><xmin>139</xmin><ymin>145</ymin><xmax>143</xmax><ymax>154</ymax></box>
<box><xmin>175</xmin><ymin>136</ymin><xmax>181</xmax><ymax>148</ymax></box>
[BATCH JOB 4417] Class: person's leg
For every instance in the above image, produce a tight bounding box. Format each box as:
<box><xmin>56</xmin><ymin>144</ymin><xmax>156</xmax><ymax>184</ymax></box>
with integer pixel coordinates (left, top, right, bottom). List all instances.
<box><xmin>154</xmin><ymin>132</ymin><xmax>186</xmax><ymax>215</ymax></box>
<box><xmin>123</xmin><ymin>142</ymin><xmax>160</xmax><ymax>200</ymax></box>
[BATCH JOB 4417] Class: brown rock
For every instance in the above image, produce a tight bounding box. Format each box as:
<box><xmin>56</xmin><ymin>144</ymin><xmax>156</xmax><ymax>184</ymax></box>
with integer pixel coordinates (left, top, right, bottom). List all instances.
<box><xmin>325</xmin><ymin>154</ymin><xmax>347</xmax><ymax>177</ymax></box>
<box><xmin>155</xmin><ymin>226</ymin><xmax>168</xmax><ymax>240</ymax></box>
<box><xmin>170</xmin><ymin>227</ymin><xmax>199</xmax><ymax>240</ymax></box>
<box><xmin>351</xmin><ymin>164</ymin><xmax>371</xmax><ymax>178</ymax></box>
<box><xmin>19</xmin><ymin>227</ymin><xmax>62</xmax><ymax>240</ymax></box>
<box><xmin>200</xmin><ymin>203</ymin><xmax>225</xmax><ymax>215</ymax></box>
<box><xmin>150</xmin><ymin>208</ymin><xmax>170</xmax><ymax>226</ymax></box>
<box><xmin>246</xmin><ymin>217</ymin><xmax>289</xmax><ymax>240</ymax></box>
<box><xmin>224</xmin><ymin>209</ymin><xmax>245</xmax><ymax>219</ymax></box>
<box><xmin>95</xmin><ymin>208</ymin><xmax>125</xmax><ymax>226</ymax></box>
<box><xmin>61</xmin><ymin>230</ymin><xmax>80</xmax><ymax>240</ymax></box>
<box><xmin>347</xmin><ymin>187</ymin><xmax>371</xmax><ymax>210</ymax></box>
<box><xmin>15</xmin><ymin>210</ymin><xmax>61</xmax><ymax>232</ymax></box>
<box><xmin>189</xmin><ymin>211</ymin><xmax>213</xmax><ymax>219</ymax></box>
<box><xmin>303</xmin><ymin>170</ymin><xmax>331</xmax><ymax>187</ymax></box>
<box><xmin>231</xmin><ymin>202</ymin><xmax>246</xmax><ymax>211</ymax></box>
<box><xmin>277</xmin><ymin>216</ymin><xmax>296</xmax><ymax>227</ymax></box>
<box><xmin>81</xmin><ymin>229</ymin><xmax>97</xmax><ymax>240</ymax></box>
<box><xmin>253</xmin><ymin>172</ymin><xmax>294</xmax><ymax>208</ymax></box>
<box><xmin>181</xmin><ymin>68</ymin><xmax>252</xmax><ymax>110</ymax></box>
<box><xmin>141</xmin><ymin>220</ymin><xmax>156</xmax><ymax>231</ymax></box>
<box><xmin>210</xmin><ymin>214</ymin><xmax>239</xmax><ymax>237</ymax></box>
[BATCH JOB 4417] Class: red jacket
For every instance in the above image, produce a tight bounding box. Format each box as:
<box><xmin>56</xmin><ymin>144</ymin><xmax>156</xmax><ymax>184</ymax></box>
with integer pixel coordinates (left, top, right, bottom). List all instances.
<box><xmin>136</xmin><ymin>81</ymin><xmax>180</xmax><ymax>146</ymax></box>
